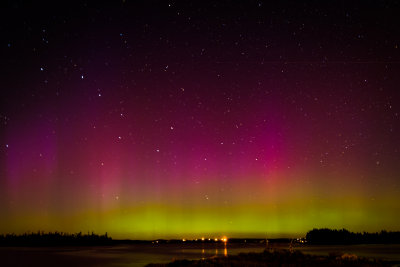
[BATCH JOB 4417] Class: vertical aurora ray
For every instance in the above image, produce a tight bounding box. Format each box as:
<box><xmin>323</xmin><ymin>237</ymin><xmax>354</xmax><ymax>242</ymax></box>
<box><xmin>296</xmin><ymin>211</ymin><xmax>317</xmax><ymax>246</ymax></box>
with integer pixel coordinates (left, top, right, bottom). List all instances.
<box><xmin>1</xmin><ymin>2</ymin><xmax>400</xmax><ymax>239</ymax></box>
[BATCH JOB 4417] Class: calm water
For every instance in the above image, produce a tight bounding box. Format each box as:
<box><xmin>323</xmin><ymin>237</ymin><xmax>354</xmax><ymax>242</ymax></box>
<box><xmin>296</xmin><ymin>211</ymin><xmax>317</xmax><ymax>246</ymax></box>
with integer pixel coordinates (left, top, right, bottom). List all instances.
<box><xmin>1</xmin><ymin>243</ymin><xmax>400</xmax><ymax>266</ymax></box>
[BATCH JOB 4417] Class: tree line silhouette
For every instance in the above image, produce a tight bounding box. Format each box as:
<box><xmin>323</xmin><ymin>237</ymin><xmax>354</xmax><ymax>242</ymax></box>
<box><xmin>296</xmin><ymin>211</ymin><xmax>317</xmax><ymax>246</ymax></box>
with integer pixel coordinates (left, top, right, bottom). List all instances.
<box><xmin>306</xmin><ymin>228</ymin><xmax>400</xmax><ymax>244</ymax></box>
<box><xmin>0</xmin><ymin>231</ymin><xmax>112</xmax><ymax>246</ymax></box>
<box><xmin>2</xmin><ymin>229</ymin><xmax>400</xmax><ymax>246</ymax></box>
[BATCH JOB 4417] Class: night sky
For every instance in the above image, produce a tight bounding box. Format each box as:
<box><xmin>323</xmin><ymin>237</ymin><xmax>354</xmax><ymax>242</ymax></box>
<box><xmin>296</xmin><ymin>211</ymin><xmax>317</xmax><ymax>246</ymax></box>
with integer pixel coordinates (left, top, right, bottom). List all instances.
<box><xmin>1</xmin><ymin>1</ymin><xmax>400</xmax><ymax>239</ymax></box>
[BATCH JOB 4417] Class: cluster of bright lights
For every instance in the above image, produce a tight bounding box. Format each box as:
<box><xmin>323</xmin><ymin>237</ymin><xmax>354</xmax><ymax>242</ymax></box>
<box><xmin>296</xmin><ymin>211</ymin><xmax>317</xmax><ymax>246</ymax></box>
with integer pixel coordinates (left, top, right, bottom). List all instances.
<box><xmin>182</xmin><ymin>236</ymin><xmax>228</xmax><ymax>242</ymax></box>
<box><xmin>296</xmin><ymin>238</ymin><xmax>307</xmax><ymax>244</ymax></box>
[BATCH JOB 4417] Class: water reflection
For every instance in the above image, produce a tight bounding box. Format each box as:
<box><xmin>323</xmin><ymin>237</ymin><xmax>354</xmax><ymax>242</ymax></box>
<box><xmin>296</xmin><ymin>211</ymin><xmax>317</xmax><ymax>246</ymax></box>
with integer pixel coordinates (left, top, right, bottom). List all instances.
<box><xmin>2</xmin><ymin>243</ymin><xmax>399</xmax><ymax>267</ymax></box>
<box><xmin>201</xmin><ymin>243</ymin><xmax>229</xmax><ymax>258</ymax></box>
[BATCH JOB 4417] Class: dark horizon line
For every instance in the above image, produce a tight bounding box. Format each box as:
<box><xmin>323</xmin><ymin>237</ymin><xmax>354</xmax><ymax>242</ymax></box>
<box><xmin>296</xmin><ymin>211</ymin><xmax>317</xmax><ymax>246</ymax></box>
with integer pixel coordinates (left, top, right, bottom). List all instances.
<box><xmin>2</xmin><ymin>229</ymin><xmax>400</xmax><ymax>246</ymax></box>
<box><xmin>2</xmin><ymin>228</ymin><xmax>400</xmax><ymax>241</ymax></box>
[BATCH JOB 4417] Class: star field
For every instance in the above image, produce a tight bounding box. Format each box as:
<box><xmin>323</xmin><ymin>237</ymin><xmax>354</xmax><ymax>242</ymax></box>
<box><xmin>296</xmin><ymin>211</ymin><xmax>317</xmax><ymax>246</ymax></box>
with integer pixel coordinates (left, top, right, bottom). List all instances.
<box><xmin>1</xmin><ymin>1</ymin><xmax>400</xmax><ymax>239</ymax></box>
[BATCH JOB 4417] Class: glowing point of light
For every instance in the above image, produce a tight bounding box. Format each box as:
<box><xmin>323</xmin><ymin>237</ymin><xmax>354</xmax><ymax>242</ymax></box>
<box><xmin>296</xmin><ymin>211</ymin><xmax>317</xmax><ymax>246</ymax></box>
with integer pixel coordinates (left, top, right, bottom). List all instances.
<box><xmin>201</xmin><ymin>237</ymin><xmax>205</xmax><ymax>241</ymax></box>
<box><xmin>182</xmin><ymin>238</ymin><xmax>186</xmax><ymax>242</ymax></box>
<box><xmin>214</xmin><ymin>238</ymin><xmax>218</xmax><ymax>242</ymax></box>
<box><xmin>2</xmin><ymin>3</ymin><xmax>400</xmax><ymax>243</ymax></box>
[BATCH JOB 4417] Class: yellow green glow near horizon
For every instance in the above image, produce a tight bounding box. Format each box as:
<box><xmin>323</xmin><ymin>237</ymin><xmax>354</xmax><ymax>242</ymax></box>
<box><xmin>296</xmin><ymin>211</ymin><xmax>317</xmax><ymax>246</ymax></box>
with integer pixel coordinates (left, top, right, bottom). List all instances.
<box><xmin>3</xmin><ymin>5</ymin><xmax>400</xmax><ymax>239</ymax></box>
<box><xmin>2</xmin><ymin>171</ymin><xmax>399</xmax><ymax>239</ymax></box>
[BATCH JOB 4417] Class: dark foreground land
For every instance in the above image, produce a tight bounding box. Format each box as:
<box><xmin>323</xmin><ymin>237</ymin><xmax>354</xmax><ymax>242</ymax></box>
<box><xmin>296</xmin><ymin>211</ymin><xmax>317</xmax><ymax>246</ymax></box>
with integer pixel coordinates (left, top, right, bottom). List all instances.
<box><xmin>1</xmin><ymin>230</ymin><xmax>400</xmax><ymax>266</ymax></box>
<box><xmin>146</xmin><ymin>250</ymin><xmax>395</xmax><ymax>267</ymax></box>
<box><xmin>1</xmin><ymin>243</ymin><xmax>400</xmax><ymax>267</ymax></box>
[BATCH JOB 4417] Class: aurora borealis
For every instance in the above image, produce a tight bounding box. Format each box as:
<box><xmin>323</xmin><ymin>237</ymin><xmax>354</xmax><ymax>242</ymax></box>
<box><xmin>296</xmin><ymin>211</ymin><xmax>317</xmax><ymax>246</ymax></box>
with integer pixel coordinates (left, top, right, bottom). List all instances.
<box><xmin>1</xmin><ymin>1</ymin><xmax>400</xmax><ymax>240</ymax></box>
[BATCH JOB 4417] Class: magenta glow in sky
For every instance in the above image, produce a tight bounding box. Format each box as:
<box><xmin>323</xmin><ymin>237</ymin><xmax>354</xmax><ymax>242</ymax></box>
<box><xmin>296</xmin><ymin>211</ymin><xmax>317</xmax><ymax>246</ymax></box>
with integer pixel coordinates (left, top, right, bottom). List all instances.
<box><xmin>1</xmin><ymin>1</ymin><xmax>400</xmax><ymax>239</ymax></box>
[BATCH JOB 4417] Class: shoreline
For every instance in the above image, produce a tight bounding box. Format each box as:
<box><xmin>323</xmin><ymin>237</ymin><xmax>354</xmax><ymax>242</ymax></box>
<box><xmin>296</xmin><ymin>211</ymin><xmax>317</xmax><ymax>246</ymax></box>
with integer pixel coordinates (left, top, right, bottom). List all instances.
<box><xmin>146</xmin><ymin>249</ymin><xmax>399</xmax><ymax>267</ymax></box>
